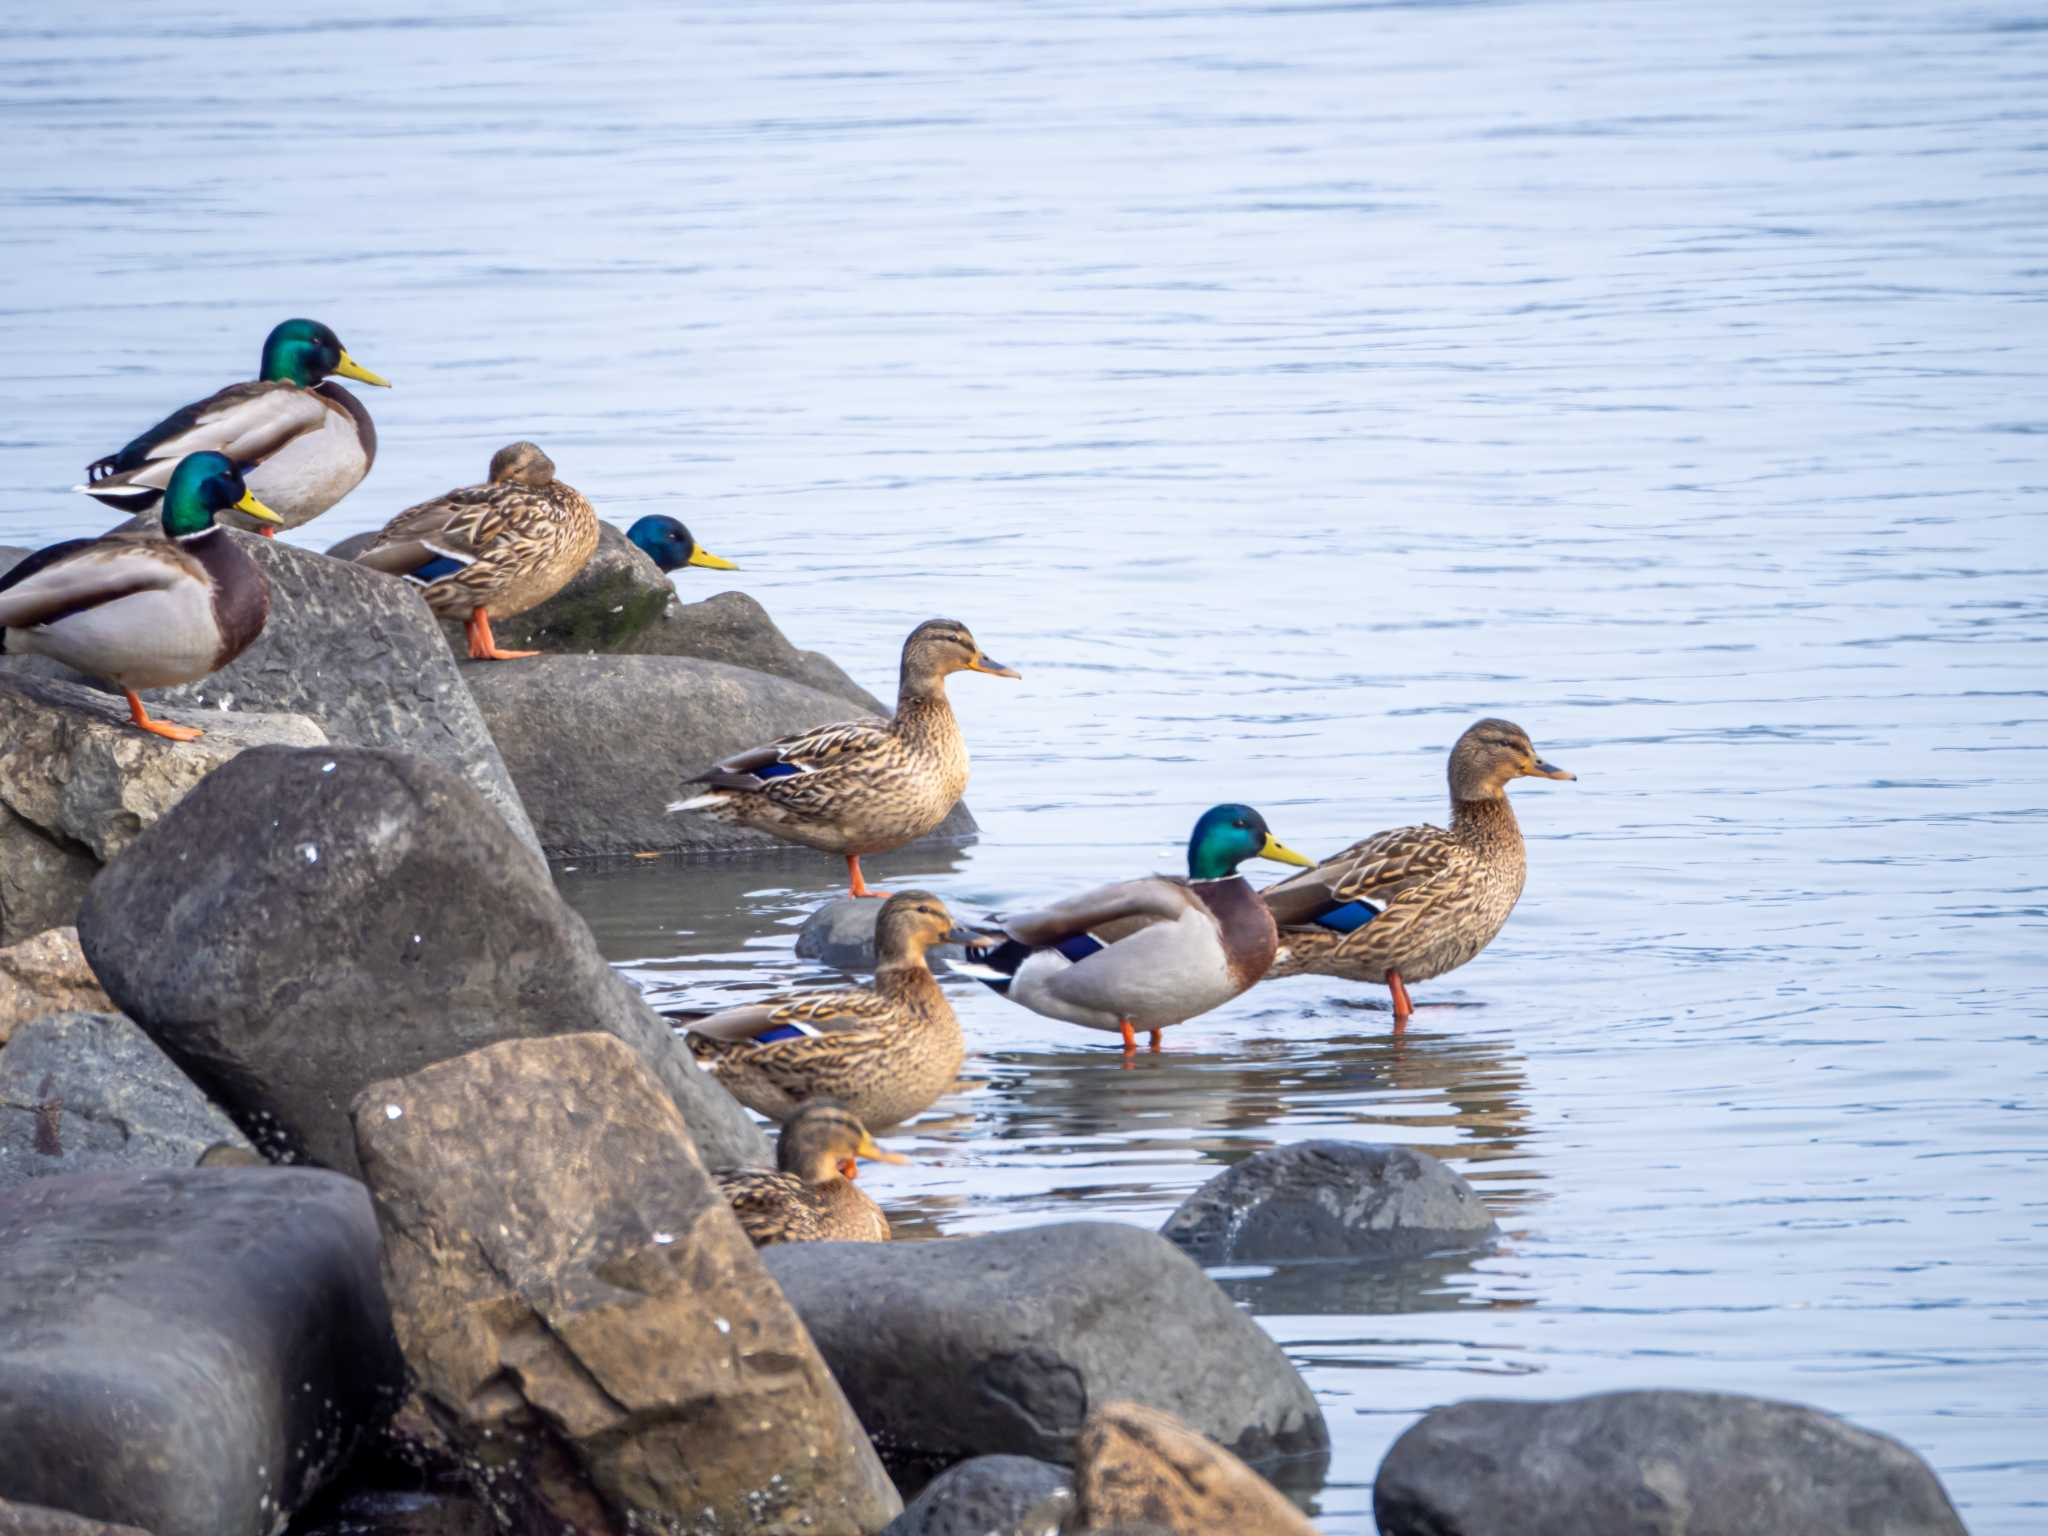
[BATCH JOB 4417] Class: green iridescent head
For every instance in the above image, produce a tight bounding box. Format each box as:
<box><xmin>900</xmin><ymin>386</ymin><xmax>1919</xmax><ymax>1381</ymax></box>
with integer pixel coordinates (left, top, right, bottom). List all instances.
<box><xmin>160</xmin><ymin>452</ymin><xmax>280</xmax><ymax>539</ymax></box>
<box><xmin>1185</xmin><ymin>803</ymin><xmax>1315</xmax><ymax>881</ymax></box>
<box><xmin>257</xmin><ymin>318</ymin><xmax>391</xmax><ymax>390</ymax></box>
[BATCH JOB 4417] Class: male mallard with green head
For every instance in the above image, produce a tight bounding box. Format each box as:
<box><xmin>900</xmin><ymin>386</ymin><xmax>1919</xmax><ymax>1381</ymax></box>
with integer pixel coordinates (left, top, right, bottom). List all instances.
<box><xmin>1261</xmin><ymin>718</ymin><xmax>1574</xmax><ymax>1025</ymax></box>
<box><xmin>683</xmin><ymin>891</ymin><xmax>969</xmax><ymax>1129</ymax></box>
<box><xmin>624</xmin><ymin>514</ymin><xmax>738</xmax><ymax>576</ymax></box>
<box><xmin>78</xmin><ymin>319</ymin><xmax>389</xmax><ymax>534</ymax></box>
<box><xmin>958</xmin><ymin>804</ymin><xmax>1313</xmax><ymax>1057</ymax></box>
<box><xmin>353</xmin><ymin>441</ymin><xmax>602</xmax><ymax>661</ymax></box>
<box><xmin>668</xmin><ymin>618</ymin><xmax>1019</xmax><ymax>897</ymax></box>
<box><xmin>1</xmin><ymin>451</ymin><xmax>282</xmax><ymax>739</ymax></box>
<box><xmin>713</xmin><ymin>1103</ymin><xmax>908</xmax><ymax>1246</ymax></box>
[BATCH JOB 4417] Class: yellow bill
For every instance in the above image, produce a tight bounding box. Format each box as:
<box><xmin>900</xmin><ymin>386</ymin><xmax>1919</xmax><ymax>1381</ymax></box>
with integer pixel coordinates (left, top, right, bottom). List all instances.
<box><xmin>1259</xmin><ymin>833</ymin><xmax>1315</xmax><ymax>869</ymax></box>
<box><xmin>687</xmin><ymin>546</ymin><xmax>739</xmax><ymax>571</ymax></box>
<box><xmin>333</xmin><ymin>350</ymin><xmax>392</xmax><ymax>388</ymax></box>
<box><xmin>969</xmin><ymin>653</ymin><xmax>1022</xmax><ymax>679</ymax></box>
<box><xmin>234</xmin><ymin>489</ymin><xmax>285</xmax><ymax>525</ymax></box>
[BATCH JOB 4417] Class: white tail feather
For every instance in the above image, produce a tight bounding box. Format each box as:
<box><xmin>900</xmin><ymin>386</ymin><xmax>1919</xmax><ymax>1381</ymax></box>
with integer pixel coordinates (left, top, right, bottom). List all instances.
<box><xmin>947</xmin><ymin>958</ymin><xmax>1012</xmax><ymax>982</ymax></box>
<box><xmin>667</xmin><ymin>792</ymin><xmax>726</xmax><ymax>814</ymax></box>
<box><xmin>74</xmin><ymin>482</ymin><xmax>151</xmax><ymax>497</ymax></box>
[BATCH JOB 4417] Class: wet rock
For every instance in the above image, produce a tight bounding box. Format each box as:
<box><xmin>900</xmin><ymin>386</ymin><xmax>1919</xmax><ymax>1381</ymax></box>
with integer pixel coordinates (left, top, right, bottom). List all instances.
<box><xmin>0</xmin><ymin>1011</ymin><xmax>251</xmax><ymax>1191</ymax></box>
<box><xmin>1161</xmin><ymin>1141</ymin><xmax>1496</xmax><ymax>1265</ymax></box>
<box><xmin>77</xmin><ymin>746</ymin><xmax>767</xmax><ymax>1177</ymax></box>
<box><xmin>466</xmin><ymin>653</ymin><xmax>974</xmax><ymax>859</ymax></box>
<box><xmin>352</xmin><ymin>1032</ymin><xmax>902</xmax><ymax>1536</ymax></box>
<box><xmin>0</xmin><ymin>675</ymin><xmax>324</xmax><ymax>944</ymax></box>
<box><xmin>762</xmin><ymin>1222</ymin><xmax>1328</xmax><ymax>1479</ymax></box>
<box><xmin>1372</xmin><ymin>1389</ymin><xmax>1968</xmax><ymax>1536</ymax></box>
<box><xmin>796</xmin><ymin>895</ymin><xmax>967</xmax><ymax>973</ymax></box>
<box><xmin>0</xmin><ymin>1167</ymin><xmax>403</xmax><ymax>1536</ymax></box>
<box><xmin>0</xmin><ymin>928</ymin><xmax>113</xmax><ymax>1046</ymax></box>
<box><xmin>882</xmin><ymin>1457</ymin><xmax>1072</xmax><ymax>1536</ymax></box>
<box><xmin>1071</xmin><ymin>1400</ymin><xmax>1318</xmax><ymax>1536</ymax></box>
<box><xmin>0</xmin><ymin>1499</ymin><xmax>151</xmax><ymax>1535</ymax></box>
<box><xmin>8</xmin><ymin>538</ymin><xmax>540</xmax><ymax>855</ymax></box>
<box><xmin>634</xmin><ymin>588</ymin><xmax>885</xmax><ymax>709</ymax></box>
<box><xmin>285</xmin><ymin>1484</ymin><xmax>494</xmax><ymax>1536</ymax></box>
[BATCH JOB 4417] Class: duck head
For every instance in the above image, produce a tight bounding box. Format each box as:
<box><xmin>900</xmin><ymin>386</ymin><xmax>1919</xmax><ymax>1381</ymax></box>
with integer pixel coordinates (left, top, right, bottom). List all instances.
<box><xmin>487</xmin><ymin>440</ymin><xmax>557</xmax><ymax>488</ymax></box>
<box><xmin>900</xmin><ymin>618</ymin><xmax>1020</xmax><ymax>693</ymax></box>
<box><xmin>1186</xmin><ymin>803</ymin><xmax>1313</xmax><ymax>881</ymax></box>
<box><xmin>626</xmin><ymin>514</ymin><xmax>737</xmax><ymax>573</ymax></box>
<box><xmin>776</xmin><ymin>1103</ymin><xmax>908</xmax><ymax>1184</ymax></box>
<box><xmin>161</xmin><ymin>452</ymin><xmax>282</xmax><ymax>538</ymax></box>
<box><xmin>259</xmin><ymin>319</ymin><xmax>390</xmax><ymax>390</ymax></box>
<box><xmin>1447</xmin><ymin>718</ymin><xmax>1575</xmax><ymax>801</ymax></box>
<box><xmin>873</xmin><ymin>889</ymin><xmax>973</xmax><ymax>969</ymax></box>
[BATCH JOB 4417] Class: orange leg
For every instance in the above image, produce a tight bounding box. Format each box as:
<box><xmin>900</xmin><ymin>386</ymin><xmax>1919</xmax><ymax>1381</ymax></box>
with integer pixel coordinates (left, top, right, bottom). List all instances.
<box><xmin>1119</xmin><ymin>1019</ymin><xmax>1138</xmax><ymax>1057</ymax></box>
<box><xmin>1149</xmin><ymin>1027</ymin><xmax>1164</xmax><ymax>1052</ymax></box>
<box><xmin>125</xmin><ymin>690</ymin><xmax>202</xmax><ymax>742</ymax></box>
<box><xmin>466</xmin><ymin>608</ymin><xmax>537</xmax><ymax>661</ymax></box>
<box><xmin>1386</xmin><ymin>968</ymin><xmax>1414</xmax><ymax>1030</ymax></box>
<box><xmin>257</xmin><ymin>526</ymin><xmax>278</xmax><ymax>539</ymax></box>
<box><xmin>846</xmin><ymin>855</ymin><xmax>892</xmax><ymax>899</ymax></box>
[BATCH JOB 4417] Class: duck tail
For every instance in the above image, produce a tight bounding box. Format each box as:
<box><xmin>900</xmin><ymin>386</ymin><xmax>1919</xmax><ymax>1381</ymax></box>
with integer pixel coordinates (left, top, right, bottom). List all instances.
<box><xmin>1266</xmin><ymin>926</ymin><xmax>1344</xmax><ymax>978</ymax></box>
<box><xmin>953</xmin><ymin>934</ymin><xmax>1029</xmax><ymax>994</ymax></box>
<box><xmin>667</xmin><ymin>790</ymin><xmax>729</xmax><ymax>815</ymax></box>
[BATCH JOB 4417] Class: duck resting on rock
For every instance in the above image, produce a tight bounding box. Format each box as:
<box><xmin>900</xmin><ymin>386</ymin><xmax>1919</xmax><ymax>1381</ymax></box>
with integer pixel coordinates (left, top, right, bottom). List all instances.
<box><xmin>1</xmin><ymin>451</ymin><xmax>282</xmax><ymax>739</ymax></box>
<box><xmin>713</xmin><ymin>1103</ymin><xmax>907</xmax><ymax>1246</ymax></box>
<box><xmin>1261</xmin><ymin>718</ymin><xmax>1574</xmax><ymax>1026</ymax></box>
<box><xmin>352</xmin><ymin>440</ymin><xmax>600</xmax><ymax>661</ymax></box>
<box><xmin>668</xmin><ymin>618</ymin><xmax>1018</xmax><ymax>897</ymax></box>
<box><xmin>957</xmin><ymin>804</ymin><xmax>1313</xmax><ymax>1057</ymax></box>
<box><xmin>681</xmin><ymin>891</ymin><xmax>969</xmax><ymax>1130</ymax></box>
<box><xmin>77</xmin><ymin>318</ymin><xmax>389</xmax><ymax>535</ymax></box>
<box><xmin>625</xmin><ymin>514</ymin><xmax>737</xmax><ymax>576</ymax></box>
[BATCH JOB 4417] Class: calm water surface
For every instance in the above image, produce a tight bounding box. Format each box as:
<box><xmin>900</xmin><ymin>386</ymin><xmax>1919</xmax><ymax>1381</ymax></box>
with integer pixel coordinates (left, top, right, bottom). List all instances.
<box><xmin>4</xmin><ymin>2</ymin><xmax>2045</xmax><ymax>1529</ymax></box>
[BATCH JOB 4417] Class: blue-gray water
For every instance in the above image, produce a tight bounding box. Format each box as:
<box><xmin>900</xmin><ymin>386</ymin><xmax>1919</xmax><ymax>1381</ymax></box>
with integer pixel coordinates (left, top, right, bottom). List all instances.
<box><xmin>3</xmin><ymin>2</ymin><xmax>2044</xmax><ymax>1530</ymax></box>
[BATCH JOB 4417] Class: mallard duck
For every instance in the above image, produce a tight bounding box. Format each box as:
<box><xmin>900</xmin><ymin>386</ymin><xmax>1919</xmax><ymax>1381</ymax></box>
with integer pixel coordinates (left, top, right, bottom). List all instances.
<box><xmin>668</xmin><ymin>618</ymin><xmax>1019</xmax><ymax>897</ymax></box>
<box><xmin>1261</xmin><ymin>718</ymin><xmax>1574</xmax><ymax>1025</ymax></box>
<box><xmin>1</xmin><ymin>451</ymin><xmax>282</xmax><ymax>739</ymax></box>
<box><xmin>956</xmin><ymin>804</ymin><xmax>1313</xmax><ymax>1056</ymax></box>
<box><xmin>352</xmin><ymin>441</ymin><xmax>601</xmax><ymax>661</ymax></box>
<box><xmin>625</xmin><ymin>514</ymin><xmax>737</xmax><ymax>575</ymax></box>
<box><xmin>713</xmin><ymin>1103</ymin><xmax>907</xmax><ymax>1246</ymax></box>
<box><xmin>77</xmin><ymin>319</ymin><xmax>389</xmax><ymax>534</ymax></box>
<box><xmin>684</xmin><ymin>891</ymin><xmax>967</xmax><ymax>1129</ymax></box>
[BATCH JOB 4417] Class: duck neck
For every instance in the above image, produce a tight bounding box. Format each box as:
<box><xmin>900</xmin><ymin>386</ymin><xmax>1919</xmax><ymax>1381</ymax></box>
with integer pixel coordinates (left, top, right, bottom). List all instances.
<box><xmin>893</xmin><ymin>672</ymin><xmax>958</xmax><ymax>746</ymax></box>
<box><xmin>1450</xmin><ymin>793</ymin><xmax>1521</xmax><ymax>853</ymax></box>
<box><xmin>876</xmin><ymin>957</ymin><xmax>943</xmax><ymax>1007</ymax></box>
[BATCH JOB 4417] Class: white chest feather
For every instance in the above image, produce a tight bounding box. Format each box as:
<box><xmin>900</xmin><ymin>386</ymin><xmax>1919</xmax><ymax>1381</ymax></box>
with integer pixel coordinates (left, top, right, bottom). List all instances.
<box><xmin>17</xmin><ymin>582</ymin><xmax>219</xmax><ymax>690</ymax></box>
<box><xmin>1014</xmin><ymin>909</ymin><xmax>1239</xmax><ymax>1032</ymax></box>
<box><xmin>246</xmin><ymin>408</ymin><xmax>369</xmax><ymax>524</ymax></box>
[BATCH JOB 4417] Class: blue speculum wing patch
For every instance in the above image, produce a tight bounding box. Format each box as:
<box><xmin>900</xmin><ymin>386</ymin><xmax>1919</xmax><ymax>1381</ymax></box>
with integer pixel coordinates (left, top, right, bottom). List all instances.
<box><xmin>409</xmin><ymin>555</ymin><xmax>466</xmax><ymax>583</ymax></box>
<box><xmin>1314</xmin><ymin>899</ymin><xmax>1382</xmax><ymax>934</ymax></box>
<box><xmin>1054</xmin><ymin>932</ymin><xmax>1106</xmax><ymax>963</ymax></box>
<box><xmin>756</xmin><ymin>762</ymin><xmax>801</xmax><ymax>779</ymax></box>
<box><xmin>754</xmin><ymin>1023</ymin><xmax>807</xmax><ymax>1044</ymax></box>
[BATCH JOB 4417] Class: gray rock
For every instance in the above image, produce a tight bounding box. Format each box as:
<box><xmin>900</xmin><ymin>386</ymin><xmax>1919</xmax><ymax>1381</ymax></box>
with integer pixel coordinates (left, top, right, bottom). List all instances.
<box><xmin>796</xmin><ymin>895</ymin><xmax>967</xmax><ymax>973</ymax></box>
<box><xmin>883</xmin><ymin>1457</ymin><xmax>1072</xmax><ymax>1536</ymax></box>
<box><xmin>1372</xmin><ymin>1389</ymin><xmax>1968</xmax><ymax>1536</ymax></box>
<box><xmin>762</xmin><ymin>1222</ymin><xmax>1328</xmax><ymax>1479</ymax></box>
<box><xmin>465</xmin><ymin>653</ymin><xmax>975</xmax><ymax>859</ymax></box>
<box><xmin>76</xmin><ymin>745</ymin><xmax>767</xmax><ymax>1177</ymax></box>
<box><xmin>635</xmin><ymin>588</ymin><xmax>885</xmax><ymax>709</ymax></box>
<box><xmin>0</xmin><ymin>1011</ymin><xmax>252</xmax><ymax>1191</ymax></box>
<box><xmin>7</xmin><ymin>537</ymin><xmax>540</xmax><ymax>857</ymax></box>
<box><xmin>0</xmin><ymin>1498</ymin><xmax>151</xmax><ymax>1535</ymax></box>
<box><xmin>0</xmin><ymin>1167</ymin><xmax>404</xmax><ymax>1536</ymax></box>
<box><xmin>1161</xmin><ymin>1141</ymin><xmax>1497</xmax><ymax>1265</ymax></box>
<box><xmin>0</xmin><ymin>674</ymin><xmax>325</xmax><ymax>944</ymax></box>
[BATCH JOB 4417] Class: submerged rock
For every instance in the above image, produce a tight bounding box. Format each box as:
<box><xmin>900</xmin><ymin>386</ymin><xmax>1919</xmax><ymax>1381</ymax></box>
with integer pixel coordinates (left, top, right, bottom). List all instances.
<box><xmin>0</xmin><ymin>674</ymin><xmax>323</xmax><ymax>944</ymax></box>
<box><xmin>762</xmin><ymin>1221</ymin><xmax>1328</xmax><ymax>1478</ymax></box>
<box><xmin>0</xmin><ymin>927</ymin><xmax>113</xmax><ymax>1046</ymax></box>
<box><xmin>466</xmin><ymin>653</ymin><xmax>974</xmax><ymax>859</ymax></box>
<box><xmin>0</xmin><ymin>1167</ymin><xmax>403</xmax><ymax>1536</ymax></box>
<box><xmin>1072</xmin><ymin>1400</ymin><xmax>1319</xmax><ymax>1536</ymax></box>
<box><xmin>796</xmin><ymin>896</ymin><xmax>967</xmax><ymax>973</ymax></box>
<box><xmin>1372</xmin><ymin>1389</ymin><xmax>1968</xmax><ymax>1536</ymax></box>
<box><xmin>881</xmin><ymin>1456</ymin><xmax>1073</xmax><ymax>1536</ymax></box>
<box><xmin>352</xmin><ymin>1032</ymin><xmax>902</xmax><ymax>1536</ymax></box>
<box><xmin>77</xmin><ymin>745</ymin><xmax>767</xmax><ymax>1176</ymax></box>
<box><xmin>0</xmin><ymin>1011</ymin><xmax>251</xmax><ymax>1191</ymax></box>
<box><xmin>1161</xmin><ymin>1141</ymin><xmax>1496</xmax><ymax>1265</ymax></box>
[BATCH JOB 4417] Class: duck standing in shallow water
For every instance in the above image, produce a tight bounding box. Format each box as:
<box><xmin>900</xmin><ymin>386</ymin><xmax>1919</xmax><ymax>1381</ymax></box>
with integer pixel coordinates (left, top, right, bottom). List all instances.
<box><xmin>713</xmin><ymin>1103</ymin><xmax>907</xmax><ymax>1246</ymax></box>
<box><xmin>1261</xmin><ymin>718</ymin><xmax>1574</xmax><ymax>1026</ymax></box>
<box><xmin>624</xmin><ymin>514</ymin><xmax>737</xmax><ymax>576</ymax></box>
<box><xmin>353</xmin><ymin>441</ymin><xmax>600</xmax><ymax>661</ymax></box>
<box><xmin>958</xmin><ymin>804</ymin><xmax>1314</xmax><ymax>1057</ymax></box>
<box><xmin>77</xmin><ymin>318</ymin><xmax>389</xmax><ymax>534</ymax></box>
<box><xmin>1</xmin><ymin>452</ymin><xmax>282</xmax><ymax>739</ymax></box>
<box><xmin>668</xmin><ymin>618</ymin><xmax>1019</xmax><ymax>897</ymax></box>
<box><xmin>684</xmin><ymin>891</ymin><xmax>969</xmax><ymax>1129</ymax></box>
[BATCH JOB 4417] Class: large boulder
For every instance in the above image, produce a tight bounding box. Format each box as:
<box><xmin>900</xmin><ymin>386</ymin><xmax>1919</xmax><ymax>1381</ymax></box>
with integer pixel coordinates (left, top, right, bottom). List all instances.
<box><xmin>1161</xmin><ymin>1141</ymin><xmax>1496</xmax><ymax>1265</ymax></box>
<box><xmin>881</xmin><ymin>1457</ymin><xmax>1073</xmax><ymax>1536</ymax></box>
<box><xmin>0</xmin><ymin>1167</ymin><xmax>404</xmax><ymax>1536</ymax></box>
<box><xmin>1071</xmin><ymin>1401</ymin><xmax>1319</xmax><ymax>1536</ymax></box>
<box><xmin>465</xmin><ymin>653</ymin><xmax>975</xmax><ymax>859</ymax></box>
<box><xmin>1372</xmin><ymin>1390</ymin><xmax>1968</xmax><ymax>1536</ymax></box>
<box><xmin>761</xmin><ymin>1222</ymin><xmax>1328</xmax><ymax>1479</ymax></box>
<box><xmin>77</xmin><ymin>745</ymin><xmax>767</xmax><ymax>1176</ymax></box>
<box><xmin>0</xmin><ymin>928</ymin><xmax>113</xmax><ymax>1046</ymax></box>
<box><xmin>353</xmin><ymin>1032</ymin><xmax>902</xmax><ymax>1536</ymax></box>
<box><xmin>0</xmin><ymin>1500</ymin><xmax>150</xmax><ymax>1535</ymax></box>
<box><xmin>8</xmin><ymin>537</ymin><xmax>540</xmax><ymax>855</ymax></box>
<box><xmin>0</xmin><ymin>674</ymin><xmax>324</xmax><ymax>944</ymax></box>
<box><xmin>0</xmin><ymin>1011</ymin><xmax>251</xmax><ymax>1191</ymax></box>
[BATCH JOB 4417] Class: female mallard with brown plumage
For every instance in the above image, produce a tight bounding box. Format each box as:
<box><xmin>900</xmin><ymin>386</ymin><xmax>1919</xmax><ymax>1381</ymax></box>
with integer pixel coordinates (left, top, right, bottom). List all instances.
<box><xmin>713</xmin><ymin>1103</ymin><xmax>907</xmax><ymax>1246</ymax></box>
<box><xmin>353</xmin><ymin>440</ymin><xmax>600</xmax><ymax>660</ymax></box>
<box><xmin>684</xmin><ymin>891</ymin><xmax>968</xmax><ymax>1129</ymax></box>
<box><xmin>956</xmin><ymin>805</ymin><xmax>1313</xmax><ymax>1057</ymax></box>
<box><xmin>1261</xmin><ymin>718</ymin><xmax>1574</xmax><ymax>1025</ymax></box>
<box><xmin>1</xmin><ymin>451</ymin><xmax>282</xmax><ymax>739</ymax></box>
<box><xmin>668</xmin><ymin>618</ymin><xmax>1019</xmax><ymax>898</ymax></box>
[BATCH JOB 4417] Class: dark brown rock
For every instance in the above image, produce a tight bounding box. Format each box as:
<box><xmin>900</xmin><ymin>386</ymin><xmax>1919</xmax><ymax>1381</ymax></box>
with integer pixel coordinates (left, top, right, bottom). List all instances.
<box><xmin>0</xmin><ymin>1498</ymin><xmax>152</xmax><ymax>1535</ymax></box>
<box><xmin>0</xmin><ymin>928</ymin><xmax>112</xmax><ymax>1046</ymax></box>
<box><xmin>352</xmin><ymin>1032</ymin><xmax>902</xmax><ymax>1536</ymax></box>
<box><xmin>1072</xmin><ymin>1401</ymin><xmax>1318</xmax><ymax>1536</ymax></box>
